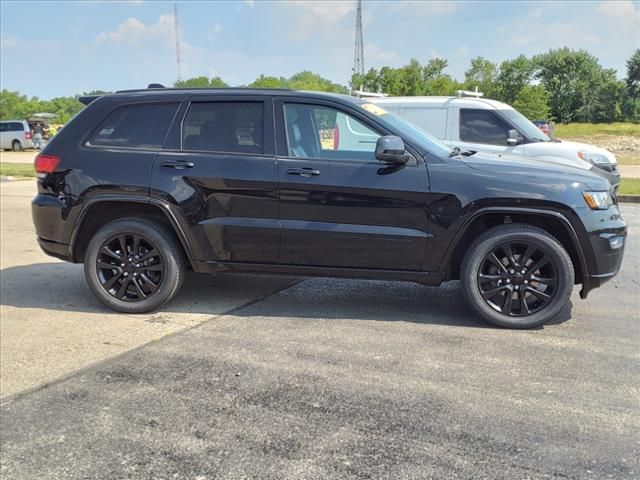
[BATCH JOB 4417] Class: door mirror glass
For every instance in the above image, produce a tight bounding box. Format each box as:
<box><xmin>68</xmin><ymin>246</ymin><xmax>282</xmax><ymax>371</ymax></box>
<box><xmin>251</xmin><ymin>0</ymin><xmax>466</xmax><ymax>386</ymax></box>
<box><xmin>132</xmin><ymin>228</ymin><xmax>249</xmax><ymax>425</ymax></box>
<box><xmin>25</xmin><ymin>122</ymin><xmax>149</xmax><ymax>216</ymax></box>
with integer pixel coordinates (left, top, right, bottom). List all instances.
<box><xmin>507</xmin><ymin>129</ymin><xmax>520</xmax><ymax>146</ymax></box>
<box><xmin>375</xmin><ymin>135</ymin><xmax>409</xmax><ymax>164</ymax></box>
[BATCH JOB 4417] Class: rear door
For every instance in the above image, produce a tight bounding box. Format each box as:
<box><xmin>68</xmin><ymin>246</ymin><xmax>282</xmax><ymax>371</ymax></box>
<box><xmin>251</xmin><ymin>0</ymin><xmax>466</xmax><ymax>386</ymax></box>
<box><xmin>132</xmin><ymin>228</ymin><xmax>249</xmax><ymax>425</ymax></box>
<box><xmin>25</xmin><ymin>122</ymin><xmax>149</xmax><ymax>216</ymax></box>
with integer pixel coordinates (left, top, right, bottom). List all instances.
<box><xmin>150</xmin><ymin>96</ymin><xmax>279</xmax><ymax>264</ymax></box>
<box><xmin>275</xmin><ymin>98</ymin><xmax>430</xmax><ymax>270</ymax></box>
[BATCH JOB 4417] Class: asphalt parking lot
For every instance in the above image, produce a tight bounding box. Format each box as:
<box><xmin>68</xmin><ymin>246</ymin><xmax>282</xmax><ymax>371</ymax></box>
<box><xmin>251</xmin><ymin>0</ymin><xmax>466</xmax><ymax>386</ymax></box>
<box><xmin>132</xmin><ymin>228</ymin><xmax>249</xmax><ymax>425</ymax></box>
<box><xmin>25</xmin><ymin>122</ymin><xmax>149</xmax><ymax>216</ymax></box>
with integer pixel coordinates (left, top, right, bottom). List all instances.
<box><xmin>1</xmin><ymin>180</ymin><xmax>639</xmax><ymax>479</ymax></box>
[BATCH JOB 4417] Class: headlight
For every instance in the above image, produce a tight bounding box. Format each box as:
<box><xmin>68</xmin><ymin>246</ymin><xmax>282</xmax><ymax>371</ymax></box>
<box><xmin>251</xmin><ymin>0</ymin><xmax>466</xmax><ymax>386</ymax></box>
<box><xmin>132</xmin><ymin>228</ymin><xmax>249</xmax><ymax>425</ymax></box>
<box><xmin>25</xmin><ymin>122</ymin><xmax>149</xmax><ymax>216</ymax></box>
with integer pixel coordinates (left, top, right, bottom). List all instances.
<box><xmin>583</xmin><ymin>191</ymin><xmax>613</xmax><ymax>210</ymax></box>
<box><xmin>577</xmin><ymin>150</ymin><xmax>612</xmax><ymax>165</ymax></box>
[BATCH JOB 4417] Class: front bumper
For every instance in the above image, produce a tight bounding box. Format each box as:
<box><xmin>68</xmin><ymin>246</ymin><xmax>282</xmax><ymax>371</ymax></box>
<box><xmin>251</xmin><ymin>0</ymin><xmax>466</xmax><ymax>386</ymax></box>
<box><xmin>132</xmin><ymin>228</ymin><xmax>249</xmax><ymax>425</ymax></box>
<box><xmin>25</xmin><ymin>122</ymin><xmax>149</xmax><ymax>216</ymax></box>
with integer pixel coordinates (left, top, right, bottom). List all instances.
<box><xmin>578</xmin><ymin>207</ymin><xmax>626</xmax><ymax>298</ymax></box>
<box><xmin>592</xmin><ymin>164</ymin><xmax>621</xmax><ymax>191</ymax></box>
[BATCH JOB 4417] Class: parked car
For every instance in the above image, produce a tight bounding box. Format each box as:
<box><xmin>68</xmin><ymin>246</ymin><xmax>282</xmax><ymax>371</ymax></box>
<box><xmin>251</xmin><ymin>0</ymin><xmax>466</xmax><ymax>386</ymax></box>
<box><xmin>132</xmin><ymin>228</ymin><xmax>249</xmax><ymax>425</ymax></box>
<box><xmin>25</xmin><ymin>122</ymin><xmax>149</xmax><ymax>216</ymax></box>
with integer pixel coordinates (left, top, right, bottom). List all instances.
<box><xmin>31</xmin><ymin>86</ymin><xmax>626</xmax><ymax>329</ymax></box>
<box><xmin>532</xmin><ymin>119</ymin><xmax>554</xmax><ymax>137</ymax></box>
<box><xmin>0</xmin><ymin>120</ymin><xmax>34</xmax><ymax>151</ymax></box>
<box><xmin>370</xmin><ymin>95</ymin><xmax>620</xmax><ymax>189</ymax></box>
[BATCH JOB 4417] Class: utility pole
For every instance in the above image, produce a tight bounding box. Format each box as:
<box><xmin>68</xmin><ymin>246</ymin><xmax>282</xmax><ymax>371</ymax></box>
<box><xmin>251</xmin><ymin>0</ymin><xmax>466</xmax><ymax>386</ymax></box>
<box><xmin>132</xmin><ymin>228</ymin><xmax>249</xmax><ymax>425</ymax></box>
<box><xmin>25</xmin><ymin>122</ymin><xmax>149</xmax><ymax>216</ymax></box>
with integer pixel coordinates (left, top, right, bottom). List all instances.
<box><xmin>353</xmin><ymin>0</ymin><xmax>364</xmax><ymax>77</ymax></box>
<box><xmin>174</xmin><ymin>3</ymin><xmax>182</xmax><ymax>82</ymax></box>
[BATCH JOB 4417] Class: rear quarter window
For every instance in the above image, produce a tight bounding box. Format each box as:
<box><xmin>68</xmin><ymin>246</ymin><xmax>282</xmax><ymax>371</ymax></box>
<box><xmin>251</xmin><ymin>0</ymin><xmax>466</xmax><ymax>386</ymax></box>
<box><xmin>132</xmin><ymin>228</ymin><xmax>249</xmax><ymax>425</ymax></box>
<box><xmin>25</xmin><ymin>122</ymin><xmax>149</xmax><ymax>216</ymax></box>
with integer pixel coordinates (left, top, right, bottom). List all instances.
<box><xmin>88</xmin><ymin>102</ymin><xmax>179</xmax><ymax>149</ymax></box>
<box><xmin>401</xmin><ymin>107</ymin><xmax>447</xmax><ymax>139</ymax></box>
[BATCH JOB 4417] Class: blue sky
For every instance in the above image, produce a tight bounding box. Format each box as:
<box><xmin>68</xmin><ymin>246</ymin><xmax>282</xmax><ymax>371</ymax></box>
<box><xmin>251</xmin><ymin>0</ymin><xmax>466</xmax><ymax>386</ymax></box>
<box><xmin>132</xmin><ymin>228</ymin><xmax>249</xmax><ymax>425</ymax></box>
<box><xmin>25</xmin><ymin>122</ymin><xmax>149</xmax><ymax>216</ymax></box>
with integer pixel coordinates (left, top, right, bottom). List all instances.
<box><xmin>1</xmin><ymin>0</ymin><xmax>639</xmax><ymax>99</ymax></box>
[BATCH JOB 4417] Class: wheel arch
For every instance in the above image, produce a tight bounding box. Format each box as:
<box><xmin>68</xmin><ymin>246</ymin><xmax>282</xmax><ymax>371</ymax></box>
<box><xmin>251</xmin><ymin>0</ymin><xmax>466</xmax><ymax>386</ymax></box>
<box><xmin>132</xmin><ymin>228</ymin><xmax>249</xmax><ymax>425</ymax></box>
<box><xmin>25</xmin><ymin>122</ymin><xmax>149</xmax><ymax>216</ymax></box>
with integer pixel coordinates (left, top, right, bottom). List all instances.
<box><xmin>70</xmin><ymin>196</ymin><xmax>197</xmax><ymax>266</ymax></box>
<box><xmin>442</xmin><ymin>207</ymin><xmax>588</xmax><ymax>285</ymax></box>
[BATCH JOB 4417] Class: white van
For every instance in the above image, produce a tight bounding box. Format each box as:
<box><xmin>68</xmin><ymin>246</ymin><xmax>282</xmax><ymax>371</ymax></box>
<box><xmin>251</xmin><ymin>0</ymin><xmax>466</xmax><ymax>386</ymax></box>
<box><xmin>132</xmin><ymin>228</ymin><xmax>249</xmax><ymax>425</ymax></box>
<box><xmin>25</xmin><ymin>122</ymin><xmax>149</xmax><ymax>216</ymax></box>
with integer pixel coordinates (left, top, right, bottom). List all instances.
<box><xmin>0</xmin><ymin>120</ymin><xmax>34</xmax><ymax>151</ymax></box>
<box><xmin>370</xmin><ymin>95</ymin><xmax>620</xmax><ymax>188</ymax></box>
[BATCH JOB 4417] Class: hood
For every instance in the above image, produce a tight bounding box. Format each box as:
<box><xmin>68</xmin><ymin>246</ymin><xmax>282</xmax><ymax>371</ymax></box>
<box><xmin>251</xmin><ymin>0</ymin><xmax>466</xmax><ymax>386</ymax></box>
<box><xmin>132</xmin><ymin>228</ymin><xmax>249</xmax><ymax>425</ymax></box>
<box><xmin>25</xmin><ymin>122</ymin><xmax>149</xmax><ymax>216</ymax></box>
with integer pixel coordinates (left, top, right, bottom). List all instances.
<box><xmin>461</xmin><ymin>152</ymin><xmax>611</xmax><ymax>191</ymax></box>
<box><xmin>525</xmin><ymin>139</ymin><xmax>617</xmax><ymax>166</ymax></box>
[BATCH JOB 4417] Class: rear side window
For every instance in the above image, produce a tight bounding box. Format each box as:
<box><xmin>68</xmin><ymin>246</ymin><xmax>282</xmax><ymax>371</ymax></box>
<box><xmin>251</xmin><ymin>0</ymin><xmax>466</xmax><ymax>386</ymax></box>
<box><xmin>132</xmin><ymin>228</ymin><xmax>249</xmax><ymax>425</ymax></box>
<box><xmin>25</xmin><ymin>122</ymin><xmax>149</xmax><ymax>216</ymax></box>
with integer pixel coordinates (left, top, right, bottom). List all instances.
<box><xmin>0</xmin><ymin>124</ymin><xmax>7</xmax><ymax>132</ymax></box>
<box><xmin>460</xmin><ymin>109</ymin><xmax>510</xmax><ymax>145</ymax></box>
<box><xmin>401</xmin><ymin>107</ymin><xmax>447</xmax><ymax>139</ymax></box>
<box><xmin>88</xmin><ymin>103</ymin><xmax>179</xmax><ymax>149</ymax></box>
<box><xmin>182</xmin><ymin>102</ymin><xmax>264</xmax><ymax>154</ymax></box>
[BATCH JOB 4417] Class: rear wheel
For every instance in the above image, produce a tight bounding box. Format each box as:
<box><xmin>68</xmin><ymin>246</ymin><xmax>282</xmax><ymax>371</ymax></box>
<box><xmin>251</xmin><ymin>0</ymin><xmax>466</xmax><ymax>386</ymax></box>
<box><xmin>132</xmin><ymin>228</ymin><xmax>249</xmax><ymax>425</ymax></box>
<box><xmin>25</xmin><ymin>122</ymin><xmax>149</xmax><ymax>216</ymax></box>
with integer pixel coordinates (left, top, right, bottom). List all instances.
<box><xmin>84</xmin><ymin>218</ymin><xmax>185</xmax><ymax>313</ymax></box>
<box><xmin>11</xmin><ymin>140</ymin><xmax>22</xmax><ymax>152</ymax></box>
<box><xmin>461</xmin><ymin>224</ymin><xmax>574</xmax><ymax>329</ymax></box>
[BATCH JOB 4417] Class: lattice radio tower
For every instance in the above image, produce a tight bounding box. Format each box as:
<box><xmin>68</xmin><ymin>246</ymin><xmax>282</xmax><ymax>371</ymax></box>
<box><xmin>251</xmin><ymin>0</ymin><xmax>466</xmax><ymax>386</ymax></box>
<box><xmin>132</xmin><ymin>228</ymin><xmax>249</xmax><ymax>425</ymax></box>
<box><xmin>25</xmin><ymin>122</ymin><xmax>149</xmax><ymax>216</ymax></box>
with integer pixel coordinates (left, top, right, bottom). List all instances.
<box><xmin>353</xmin><ymin>0</ymin><xmax>364</xmax><ymax>76</ymax></box>
<box><xmin>174</xmin><ymin>3</ymin><xmax>183</xmax><ymax>82</ymax></box>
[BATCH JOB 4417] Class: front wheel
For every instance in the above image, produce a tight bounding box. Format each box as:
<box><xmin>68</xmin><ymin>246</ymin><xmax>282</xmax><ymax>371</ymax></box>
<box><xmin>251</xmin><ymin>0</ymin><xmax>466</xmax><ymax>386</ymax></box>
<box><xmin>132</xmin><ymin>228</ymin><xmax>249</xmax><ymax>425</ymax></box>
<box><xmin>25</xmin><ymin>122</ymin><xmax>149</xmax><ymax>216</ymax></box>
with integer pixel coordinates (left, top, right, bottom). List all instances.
<box><xmin>84</xmin><ymin>218</ymin><xmax>185</xmax><ymax>313</ymax></box>
<box><xmin>461</xmin><ymin>224</ymin><xmax>574</xmax><ymax>329</ymax></box>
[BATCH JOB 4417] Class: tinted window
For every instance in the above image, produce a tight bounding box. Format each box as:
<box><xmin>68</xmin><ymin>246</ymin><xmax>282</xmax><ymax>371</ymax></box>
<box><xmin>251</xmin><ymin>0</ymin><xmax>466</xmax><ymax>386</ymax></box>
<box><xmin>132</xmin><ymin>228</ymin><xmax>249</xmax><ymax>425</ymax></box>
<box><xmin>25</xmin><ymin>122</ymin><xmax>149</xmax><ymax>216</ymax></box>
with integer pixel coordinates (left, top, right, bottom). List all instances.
<box><xmin>460</xmin><ymin>109</ymin><xmax>510</xmax><ymax>145</ymax></box>
<box><xmin>0</xmin><ymin>124</ymin><xmax>7</xmax><ymax>132</ymax></box>
<box><xmin>284</xmin><ymin>103</ymin><xmax>380</xmax><ymax>161</ymax></box>
<box><xmin>182</xmin><ymin>102</ymin><xmax>264</xmax><ymax>154</ymax></box>
<box><xmin>89</xmin><ymin>103</ymin><xmax>179</xmax><ymax>149</ymax></box>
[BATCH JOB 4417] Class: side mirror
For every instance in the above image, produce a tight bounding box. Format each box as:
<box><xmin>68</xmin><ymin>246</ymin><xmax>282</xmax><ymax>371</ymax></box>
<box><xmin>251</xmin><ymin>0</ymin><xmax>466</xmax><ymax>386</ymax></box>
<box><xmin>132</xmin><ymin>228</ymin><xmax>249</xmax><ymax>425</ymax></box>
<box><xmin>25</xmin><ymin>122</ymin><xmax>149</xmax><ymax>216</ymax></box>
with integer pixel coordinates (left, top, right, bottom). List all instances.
<box><xmin>375</xmin><ymin>135</ymin><xmax>410</xmax><ymax>164</ymax></box>
<box><xmin>507</xmin><ymin>129</ymin><xmax>520</xmax><ymax>146</ymax></box>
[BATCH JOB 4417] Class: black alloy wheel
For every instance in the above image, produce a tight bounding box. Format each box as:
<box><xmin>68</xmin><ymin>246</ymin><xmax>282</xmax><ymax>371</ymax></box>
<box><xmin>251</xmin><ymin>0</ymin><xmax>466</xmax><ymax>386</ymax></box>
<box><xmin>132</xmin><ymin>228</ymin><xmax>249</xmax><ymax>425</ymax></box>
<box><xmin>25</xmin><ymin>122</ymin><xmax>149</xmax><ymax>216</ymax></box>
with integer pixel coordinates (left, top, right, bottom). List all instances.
<box><xmin>477</xmin><ymin>241</ymin><xmax>557</xmax><ymax>317</ymax></box>
<box><xmin>96</xmin><ymin>233</ymin><xmax>164</xmax><ymax>302</ymax></box>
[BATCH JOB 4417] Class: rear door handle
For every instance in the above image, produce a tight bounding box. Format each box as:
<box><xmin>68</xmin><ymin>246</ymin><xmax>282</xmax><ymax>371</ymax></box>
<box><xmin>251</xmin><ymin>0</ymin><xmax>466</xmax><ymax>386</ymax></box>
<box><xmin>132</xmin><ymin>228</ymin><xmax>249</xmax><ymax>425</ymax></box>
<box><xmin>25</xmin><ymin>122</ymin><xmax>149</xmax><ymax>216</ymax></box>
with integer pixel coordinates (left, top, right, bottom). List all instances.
<box><xmin>287</xmin><ymin>167</ymin><xmax>320</xmax><ymax>177</ymax></box>
<box><xmin>161</xmin><ymin>160</ymin><xmax>194</xmax><ymax>169</ymax></box>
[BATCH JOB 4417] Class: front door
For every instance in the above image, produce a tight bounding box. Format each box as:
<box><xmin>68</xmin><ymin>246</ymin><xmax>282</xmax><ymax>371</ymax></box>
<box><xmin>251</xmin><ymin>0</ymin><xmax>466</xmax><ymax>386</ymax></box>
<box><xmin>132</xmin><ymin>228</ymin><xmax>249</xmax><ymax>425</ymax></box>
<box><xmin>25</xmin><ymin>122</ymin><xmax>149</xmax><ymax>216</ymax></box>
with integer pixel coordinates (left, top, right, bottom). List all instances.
<box><xmin>150</xmin><ymin>97</ymin><xmax>279</xmax><ymax>264</ymax></box>
<box><xmin>276</xmin><ymin>99</ymin><xmax>430</xmax><ymax>271</ymax></box>
<box><xmin>452</xmin><ymin>108</ymin><xmax>522</xmax><ymax>157</ymax></box>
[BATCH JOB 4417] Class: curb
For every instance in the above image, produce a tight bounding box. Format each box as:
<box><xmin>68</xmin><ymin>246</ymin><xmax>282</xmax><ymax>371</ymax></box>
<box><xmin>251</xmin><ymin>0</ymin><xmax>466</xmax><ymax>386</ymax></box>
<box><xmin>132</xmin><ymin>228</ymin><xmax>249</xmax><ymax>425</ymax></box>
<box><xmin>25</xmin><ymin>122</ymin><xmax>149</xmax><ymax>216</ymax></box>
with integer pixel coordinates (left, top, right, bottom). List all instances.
<box><xmin>618</xmin><ymin>195</ymin><xmax>640</xmax><ymax>204</ymax></box>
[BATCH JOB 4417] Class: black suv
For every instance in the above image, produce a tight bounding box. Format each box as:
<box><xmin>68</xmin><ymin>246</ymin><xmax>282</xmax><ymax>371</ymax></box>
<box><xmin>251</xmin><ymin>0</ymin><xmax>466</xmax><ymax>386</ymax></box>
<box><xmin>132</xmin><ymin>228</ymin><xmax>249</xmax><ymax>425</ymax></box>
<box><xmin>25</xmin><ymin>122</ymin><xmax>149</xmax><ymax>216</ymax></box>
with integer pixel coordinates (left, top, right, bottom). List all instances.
<box><xmin>32</xmin><ymin>87</ymin><xmax>626</xmax><ymax>328</ymax></box>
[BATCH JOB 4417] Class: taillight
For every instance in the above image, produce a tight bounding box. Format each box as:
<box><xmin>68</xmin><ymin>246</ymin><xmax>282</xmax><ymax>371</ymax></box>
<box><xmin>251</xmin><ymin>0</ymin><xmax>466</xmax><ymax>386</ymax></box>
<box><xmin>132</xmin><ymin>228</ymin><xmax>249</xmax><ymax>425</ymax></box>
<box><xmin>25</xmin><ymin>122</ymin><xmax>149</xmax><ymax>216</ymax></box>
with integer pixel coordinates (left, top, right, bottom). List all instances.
<box><xmin>333</xmin><ymin>126</ymin><xmax>340</xmax><ymax>150</ymax></box>
<box><xmin>34</xmin><ymin>154</ymin><xmax>60</xmax><ymax>174</ymax></box>
<box><xmin>25</xmin><ymin>131</ymin><xmax>32</xmax><ymax>139</ymax></box>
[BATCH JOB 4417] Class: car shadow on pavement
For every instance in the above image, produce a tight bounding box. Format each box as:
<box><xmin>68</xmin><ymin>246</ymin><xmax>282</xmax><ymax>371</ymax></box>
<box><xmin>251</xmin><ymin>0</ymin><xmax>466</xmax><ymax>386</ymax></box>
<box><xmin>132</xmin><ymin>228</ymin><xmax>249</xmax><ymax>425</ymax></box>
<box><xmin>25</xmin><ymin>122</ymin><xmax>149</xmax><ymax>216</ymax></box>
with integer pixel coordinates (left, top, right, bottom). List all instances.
<box><xmin>0</xmin><ymin>262</ymin><xmax>572</xmax><ymax>328</ymax></box>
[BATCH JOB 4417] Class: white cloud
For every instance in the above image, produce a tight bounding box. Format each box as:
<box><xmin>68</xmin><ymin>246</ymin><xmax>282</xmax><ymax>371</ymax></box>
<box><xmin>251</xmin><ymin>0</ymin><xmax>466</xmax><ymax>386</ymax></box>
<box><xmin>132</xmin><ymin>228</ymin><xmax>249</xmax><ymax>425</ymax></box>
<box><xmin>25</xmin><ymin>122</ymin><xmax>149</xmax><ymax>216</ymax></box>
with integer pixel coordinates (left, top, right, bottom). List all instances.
<box><xmin>597</xmin><ymin>0</ymin><xmax>640</xmax><ymax>29</ymax></box>
<box><xmin>208</xmin><ymin>23</ymin><xmax>222</xmax><ymax>43</ymax></box>
<box><xmin>244</xmin><ymin>0</ymin><xmax>255</xmax><ymax>7</ymax></box>
<box><xmin>0</xmin><ymin>34</ymin><xmax>17</xmax><ymax>49</ymax></box>
<box><xmin>392</xmin><ymin>1</ymin><xmax>457</xmax><ymax>15</ymax></box>
<box><xmin>366</xmin><ymin>43</ymin><xmax>398</xmax><ymax>63</ymax></box>
<box><xmin>456</xmin><ymin>45</ymin><xmax>470</xmax><ymax>56</ymax></box>
<box><xmin>95</xmin><ymin>14</ymin><xmax>176</xmax><ymax>47</ymax></box>
<box><xmin>289</xmin><ymin>0</ymin><xmax>354</xmax><ymax>22</ymax></box>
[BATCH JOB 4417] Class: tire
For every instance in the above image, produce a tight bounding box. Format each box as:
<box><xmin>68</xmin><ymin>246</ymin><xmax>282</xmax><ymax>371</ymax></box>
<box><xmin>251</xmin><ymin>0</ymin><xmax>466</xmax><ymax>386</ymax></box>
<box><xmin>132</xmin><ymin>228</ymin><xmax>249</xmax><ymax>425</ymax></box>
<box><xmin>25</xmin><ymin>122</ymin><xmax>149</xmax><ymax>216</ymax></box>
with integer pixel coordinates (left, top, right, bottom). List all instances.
<box><xmin>12</xmin><ymin>140</ymin><xmax>22</xmax><ymax>152</ymax></box>
<box><xmin>461</xmin><ymin>224</ymin><xmax>574</xmax><ymax>329</ymax></box>
<box><xmin>84</xmin><ymin>218</ymin><xmax>185</xmax><ymax>313</ymax></box>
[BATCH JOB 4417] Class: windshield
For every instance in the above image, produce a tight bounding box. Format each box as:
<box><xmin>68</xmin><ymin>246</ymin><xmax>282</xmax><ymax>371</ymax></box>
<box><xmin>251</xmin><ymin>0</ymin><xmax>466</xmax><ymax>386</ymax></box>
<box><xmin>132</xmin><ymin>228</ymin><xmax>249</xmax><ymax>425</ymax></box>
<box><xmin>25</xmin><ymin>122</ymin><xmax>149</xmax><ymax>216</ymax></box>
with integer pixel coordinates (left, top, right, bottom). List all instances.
<box><xmin>499</xmin><ymin>109</ymin><xmax>551</xmax><ymax>142</ymax></box>
<box><xmin>359</xmin><ymin>103</ymin><xmax>452</xmax><ymax>158</ymax></box>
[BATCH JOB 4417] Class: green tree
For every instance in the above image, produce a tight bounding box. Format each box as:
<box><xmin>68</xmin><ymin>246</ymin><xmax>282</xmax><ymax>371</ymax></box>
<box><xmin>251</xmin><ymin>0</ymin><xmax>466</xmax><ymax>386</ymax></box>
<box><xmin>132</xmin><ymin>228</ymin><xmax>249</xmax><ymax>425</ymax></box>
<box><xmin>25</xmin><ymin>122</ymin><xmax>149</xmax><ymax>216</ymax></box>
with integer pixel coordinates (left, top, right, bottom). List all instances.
<box><xmin>464</xmin><ymin>57</ymin><xmax>497</xmax><ymax>97</ymax></box>
<box><xmin>495</xmin><ymin>55</ymin><xmax>534</xmax><ymax>104</ymax></box>
<box><xmin>248</xmin><ymin>74</ymin><xmax>288</xmax><ymax>89</ymax></box>
<box><xmin>174</xmin><ymin>76</ymin><xmax>228</xmax><ymax>88</ymax></box>
<box><xmin>512</xmin><ymin>85</ymin><xmax>550</xmax><ymax>120</ymax></box>
<box><xmin>287</xmin><ymin>71</ymin><xmax>348</xmax><ymax>93</ymax></box>
<box><xmin>623</xmin><ymin>48</ymin><xmax>640</xmax><ymax>122</ymax></box>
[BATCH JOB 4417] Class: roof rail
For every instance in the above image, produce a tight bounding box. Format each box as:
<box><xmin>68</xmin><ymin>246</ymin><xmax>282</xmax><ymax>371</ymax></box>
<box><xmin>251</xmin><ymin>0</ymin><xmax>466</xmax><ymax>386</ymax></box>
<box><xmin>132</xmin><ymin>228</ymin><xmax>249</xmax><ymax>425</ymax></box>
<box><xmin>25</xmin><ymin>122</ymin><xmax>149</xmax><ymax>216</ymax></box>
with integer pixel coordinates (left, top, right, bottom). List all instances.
<box><xmin>352</xmin><ymin>87</ymin><xmax>388</xmax><ymax>98</ymax></box>
<box><xmin>456</xmin><ymin>88</ymin><xmax>484</xmax><ymax>98</ymax></box>
<box><xmin>147</xmin><ymin>83</ymin><xmax>165</xmax><ymax>89</ymax></box>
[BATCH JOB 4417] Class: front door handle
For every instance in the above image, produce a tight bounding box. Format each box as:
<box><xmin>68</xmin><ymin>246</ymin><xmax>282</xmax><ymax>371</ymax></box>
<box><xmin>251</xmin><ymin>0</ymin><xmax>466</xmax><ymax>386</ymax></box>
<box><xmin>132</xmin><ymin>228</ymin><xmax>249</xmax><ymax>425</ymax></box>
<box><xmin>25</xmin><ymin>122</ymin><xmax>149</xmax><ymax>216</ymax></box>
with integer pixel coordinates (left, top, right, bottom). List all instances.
<box><xmin>287</xmin><ymin>167</ymin><xmax>320</xmax><ymax>177</ymax></box>
<box><xmin>161</xmin><ymin>160</ymin><xmax>194</xmax><ymax>169</ymax></box>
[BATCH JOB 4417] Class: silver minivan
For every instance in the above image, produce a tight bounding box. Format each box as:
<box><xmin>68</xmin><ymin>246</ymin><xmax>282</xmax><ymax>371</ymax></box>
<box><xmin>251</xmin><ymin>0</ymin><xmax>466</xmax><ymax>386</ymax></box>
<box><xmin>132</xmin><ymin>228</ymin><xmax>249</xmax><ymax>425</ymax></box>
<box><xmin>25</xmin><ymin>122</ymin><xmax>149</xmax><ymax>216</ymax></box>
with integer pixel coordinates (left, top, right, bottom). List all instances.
<box><xmin>0</xmin><ymin>120</ymin><xmax>34</xmax><ymax>151</ymax></box>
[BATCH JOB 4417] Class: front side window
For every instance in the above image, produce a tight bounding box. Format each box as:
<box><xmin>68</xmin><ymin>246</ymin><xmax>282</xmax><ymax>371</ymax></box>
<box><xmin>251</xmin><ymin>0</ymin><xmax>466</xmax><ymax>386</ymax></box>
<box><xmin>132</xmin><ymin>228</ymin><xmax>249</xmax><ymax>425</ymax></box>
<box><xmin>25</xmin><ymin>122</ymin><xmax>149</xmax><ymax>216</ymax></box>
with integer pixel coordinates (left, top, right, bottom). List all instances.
<box><xmin>89</xmin><ymin>103</ymin><xmax>179</xmax><ymax>149</ymax></box>
<box><xmin>284</xmin><ymin>103</ymin><xmax>380</xmax><ymax>161</ymax></box>
<box><xmin>460</xmin><ymin>109</ymin><xmax>510</xmax><ymax>145</ymax></box>
<box><xmin>182</xmin><ymin>102</ymin><xmax>264</xmax><ymax>154</ymax></box>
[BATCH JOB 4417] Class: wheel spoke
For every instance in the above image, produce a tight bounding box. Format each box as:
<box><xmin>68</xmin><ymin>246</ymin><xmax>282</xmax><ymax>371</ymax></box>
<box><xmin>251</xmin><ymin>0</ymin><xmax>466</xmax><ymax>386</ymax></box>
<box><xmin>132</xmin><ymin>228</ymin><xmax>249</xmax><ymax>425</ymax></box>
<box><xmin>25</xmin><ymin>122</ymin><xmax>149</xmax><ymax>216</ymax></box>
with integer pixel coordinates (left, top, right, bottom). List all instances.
<box><xmin>481</xmin><ymin>285</ymin><xmax>508</xmax><ymax>299</ymax></box>
<box><xmin>521</xmin><ymin>245</ymin><xmax>536</xmax><ymax>267</ymax></box>
<box><xmin>115</xmin><ymin>277</ymin><xmax>131</xmax><ymax>299</ymax></box>
<box><xmin>479</xmin><ymin>273</ymin><xmax>503</xmax><ymax>283</ymax></box>
<box><xmin>528</xmin><ymin>254</ymin><xmax>550</xmax><ymax>274</ymax></box>
<box><xmin>97</xmin><ymin>261</ymin><xmax>118</xmax><ymax>271</ymax></box>
<box><xmin>101</xmin><ymin>246</ymin><xmax>122</xmax><ymax>261</ymax></box>
<box><xmin>118</xmin><ymin>235</ymin><xmax>128</xmax><ymax>256</ymax></box>
<box><xmin>140</xmin><ymin>274</ymin><xmax>159</xmax><ymax>293</ymax></box>
<box><xmin>133</xmin><ymin>236</ymin><xmax>141</xmax><ymax>257</ymax></box>
<box><xmin>143</xmin><ymin>264</ymin><xmax>163</xmax><ymax>272</ymax></box>
<box><xmin>103</xmin><ymin>272</ymin><xmax>123</xmax><ymax>290</ymax></box>
<box><xmin>519</xmin><ymin>290</ymin><xmax>530</xmax><ymax>315</ymax></box>
<box><xmin>488</xmin><ymin>253</ymin><xmax>509</xmax><ymax>274</ymax></box>
<box><xmin>526</xmin><ymin>286</ymin><xmax>552</xmax><ymax>303</ymax></box>
<box><xmin>530</xmin><ymin>275</ymin><xmax>556</xmax><ymax>286</ymax></box>
<box><xmin>504</xmin><ymin>244</ymin><xmax>517</xmax><ymax>267</ymax></box>
<box><xmin>132</xmin><ymin>277</ymin><xmax>146</xmax><ymax>299</ymax></box>
<box><xmin>139</xmin><ymin>249</ymin><xmax>158</xmax><ymax>262</ymax></box>
<box><xmin>502</xmin><ymin>291</ymin><xmax>514</xmax><ymax>314</ymax></box>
